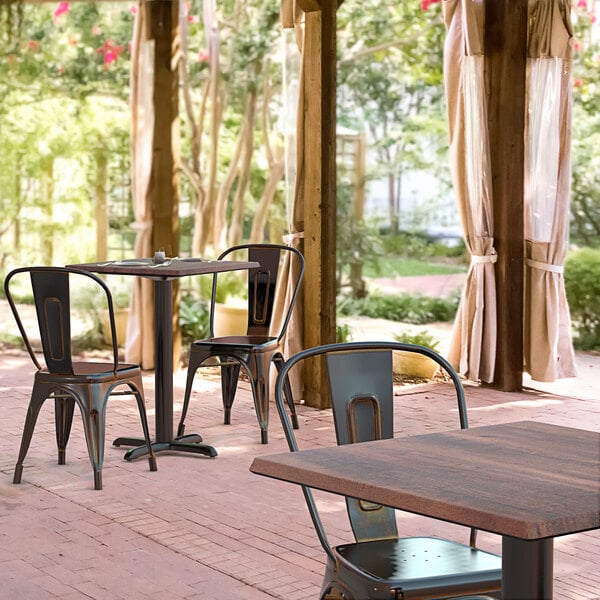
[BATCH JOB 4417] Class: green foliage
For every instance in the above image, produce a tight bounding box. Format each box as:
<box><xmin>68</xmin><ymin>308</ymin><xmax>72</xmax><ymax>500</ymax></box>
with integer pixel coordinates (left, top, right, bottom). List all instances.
<box><xmin>564</xmin><ymin>248</ymin><xmax>600</xmax><ymax>350</ymax></box>
<box><xmin>0</xmin><ymin>2</ymin><xmax>133</xmax><ymax>268</ymax></box>
<box><xmin>336</xmin><ymin>210</ymin><xmax>385</xmax><ymax>291</ymax></box>
<box><xmin>382</xmin><ymin>232</ymin><xmax>466</xmax><ymax>260</ymax></box>
<box><xmin>362</xmin><ymin>257</ymin><xmax>464</xmax><ymax>278</ymax></box>
<box><xmin>179</xmin><ymin>294</ymin><xmax>210</xmax><ymax>346</ymax></box>
<box><xmin>338</xmin><ymin>291</ymin><xmax>459</xmax><ymax>324</ymax></box>
<box><xmin>337</xmin><ymin>1</ymin><xmax>449</xmax><ymax>233</ymax></box>
<box><xmin>335</xmin><ymin>323</ymin><xmax>353</xmax><ymax>343</ymax></box>
<box><xmin>571</xmin><ymin>5</ymin><xmax>600</xmax><ymax>246</ymax></box>
<box><xmin>392</xmin><ymin>329</ymin><xmax>439</xmax><ymax>351</ymax></box>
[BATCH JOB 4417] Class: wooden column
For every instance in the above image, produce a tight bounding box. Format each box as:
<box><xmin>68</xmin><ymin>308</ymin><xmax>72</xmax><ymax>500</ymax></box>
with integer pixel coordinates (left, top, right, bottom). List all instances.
<box><xmin>149</xmin><ymin>0</ymin><xmax>181</xmax><ymax>365</ymax></box>
<box><xmin>299</xmin><ymin>1</ymin><xmax>337</xmax><ymax>408</ymax></box>
<box><xmin>485</xmin><ymin>0</ymin><xmax>528</xmax><ymax>391</ymax></box>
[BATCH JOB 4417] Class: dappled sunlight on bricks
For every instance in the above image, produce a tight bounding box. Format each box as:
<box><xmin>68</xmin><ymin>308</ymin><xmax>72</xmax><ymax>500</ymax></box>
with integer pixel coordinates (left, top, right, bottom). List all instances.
<box><xmin>0</xmin><ymin>348</ymin><xmax>598</xmax><ymax>599</ymax></box>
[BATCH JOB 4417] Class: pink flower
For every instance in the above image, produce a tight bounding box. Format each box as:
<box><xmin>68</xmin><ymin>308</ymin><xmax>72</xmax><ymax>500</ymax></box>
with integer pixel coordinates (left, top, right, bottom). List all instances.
<box><xmin>97</xmin><ymin>39</ymin><xmax>125</xmax><ymax>65</ymax></box>
<box><xmin>130</xmin><ymin>5</ymin><xmax>137</xmax><ymax>15</ymax></box>
<box><xmin>27</xmin><ymin>40</ymin><xmax>40</xmax><ymax>52</ymax></box>
<box><xmin>53</xmin><ymin>2</ymin><xmax>69</xmax><ymax>22</ymax></box>
<box><xmin>577</xmin><ymin>0</ymin><xmax>587</xmax><ymax>8</ymax></box>
<box><xmin>421</xmin><ymin>0</ymin><xmax>441</xmax><ymax>10</ymax></box>
<box><xmin>188</xmin><ymin>14</ymin><xmax>200</xmax><ymax>24</ymax></box>
<box><xmin>91</xmin><ymin>25</ymin><xmax>102</xmax><ymax>36</ymax></box>
<box><xmin>573</xmin><ymin>78</ymin><xmax>584</xmax><ymax>87</ymax></box>
<box><xmin>198</xmin><ymin>50</ymin><xmax>209</xmax><ymax>63</ymax></box>
<box><xmin>573</xmin><ymin>38</ymin><xmax>583</xmax><ymax>51</ymax></box>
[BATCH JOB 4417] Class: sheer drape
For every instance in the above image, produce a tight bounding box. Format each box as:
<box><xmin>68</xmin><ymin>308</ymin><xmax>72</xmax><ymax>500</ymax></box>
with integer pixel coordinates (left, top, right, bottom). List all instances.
<box><xmin>444</xmin><ymin>0</ymin><xmax>497</xmax><ymax>383</ymax></box>
<box><xmin>125</xmin><ymin>0</ymin><xmax>155</xmax><ymax>369</ymax></box>
<box><xmin>271</xmin><ymin>0</ymin><xmax>306</xmax><ymax>398</ymax></box>
<box><xmin>524</xmin><ymin>0</ymin><xmax>576</xmax><ymax>381</ymax></box>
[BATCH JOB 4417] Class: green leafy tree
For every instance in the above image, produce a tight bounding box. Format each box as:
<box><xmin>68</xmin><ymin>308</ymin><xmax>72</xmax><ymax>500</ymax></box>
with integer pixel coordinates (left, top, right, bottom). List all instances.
<box><xmin>337</xmin><ymin>0</ymin><xmax>448</xmax><ymax>235</ymax></box>
<box><xmin>0</xmin><ymin>2</ymin><xmax>133</xmax><ymax>267</ymax></box>
<box><xmin>179</xmin><ymin>0</ymin><xmax>285</xmax><ymax>255</ymax></box>
<box><xmin>571</xmin><ymin>2</ymin><xmax>600</xmax><ymax>247</ymax></box>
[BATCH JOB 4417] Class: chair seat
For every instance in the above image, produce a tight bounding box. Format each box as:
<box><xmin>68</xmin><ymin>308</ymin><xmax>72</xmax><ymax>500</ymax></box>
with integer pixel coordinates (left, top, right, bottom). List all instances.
<box><xmin>192</xmin><ymin>335</ymin><xmax>278</xmax><ymax>351</ymax></box>
<box><xmin>36</xmin><ymin>362</ymin><xmax>141</xmax><ymax>382</ymax></box>
<box><xmin>336</xmin><ymin>536</ymin><xmax>501</xmax><ymax>591</ymax></box>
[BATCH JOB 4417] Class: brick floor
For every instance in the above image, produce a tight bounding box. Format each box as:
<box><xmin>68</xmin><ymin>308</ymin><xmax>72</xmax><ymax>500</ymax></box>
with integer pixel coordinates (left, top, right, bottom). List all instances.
<box><xmin>0</xmin><ymin>347</ymin><xmax>598</xmax><ymax>599</ymax></box>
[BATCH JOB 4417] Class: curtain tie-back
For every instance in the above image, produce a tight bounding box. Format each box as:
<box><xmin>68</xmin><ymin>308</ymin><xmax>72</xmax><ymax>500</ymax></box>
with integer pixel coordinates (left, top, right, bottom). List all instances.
<box><xmin>525</xmin><ymin>258</ymin><xmax>564</xmax><ymax>274</ymax></box>
<box><xmin>471</xmin><ymin>253</ymin><xmax>497</xmax><ymax>264</ymax></box>
<box><xmin>131</xmin><ymin>220</ymin><xmax>152</xmax><ymax>232</ymax></box>
<box><xmin>283</xmin><ymin>231</ymin><xmax>305</xmax><ymax>245</ymax></box>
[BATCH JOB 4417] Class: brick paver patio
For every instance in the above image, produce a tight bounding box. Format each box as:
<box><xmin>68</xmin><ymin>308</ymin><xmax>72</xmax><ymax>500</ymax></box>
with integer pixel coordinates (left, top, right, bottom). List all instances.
<box><xmin>0</xmin><ymin>347</ymin><xmax>598</xmax><ymax>599</ymax></box>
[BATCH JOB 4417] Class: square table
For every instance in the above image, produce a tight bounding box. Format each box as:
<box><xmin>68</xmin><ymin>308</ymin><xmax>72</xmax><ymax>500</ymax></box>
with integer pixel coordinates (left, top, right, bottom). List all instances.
<box><xmin>70</xmin><ymin>257</ymin><xmax>257</xmax><ymax>459</ymax></box>
<box><xmin>250</xmin><ymin>420</ymin><xmax>600</xmax><ymax>599</ymax></box>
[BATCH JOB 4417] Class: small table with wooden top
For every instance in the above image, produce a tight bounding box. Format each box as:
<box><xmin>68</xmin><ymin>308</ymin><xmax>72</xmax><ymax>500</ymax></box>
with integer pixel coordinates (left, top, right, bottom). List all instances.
<box><xmin>70</xmin><ymin>257</ymin><xmax>258</xmax><ymax>459</ymax></box>
<box><xmin>250</xmin><ymin>421</ymin><xmax>600</xmax><ymax>599</ymax></box>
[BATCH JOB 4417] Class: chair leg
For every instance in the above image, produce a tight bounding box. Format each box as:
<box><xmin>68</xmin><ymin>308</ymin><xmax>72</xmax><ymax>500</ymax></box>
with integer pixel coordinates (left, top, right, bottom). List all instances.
<box><xmin>54</xmin><ymin>393</ymin><xmax>75</xmax><ymax>465</ymax></box>
<box><xmin>247</xmin><ymin>354</ymin><xmax>270</xmax><ymax>444</ymax></box>
<box><xmin>220</xmin><ymin>360</ymin><xmax>241</xmax><ymax>425</ymax></box>
<box><xmin>273</xmin><ymin>354</ymin><xmax>299</xmax><ymax>430</ymax></box>
<box><xmin>14</xmin><ymin>388</ymin><xmax>47</xmax><ymax>484</ymax></box>
<box><xmin>130</xmin><ymin>386</ymin><xmax>158</xmax><ymax>473</ymax></box>
<box><xmin>78</xmin><ymin>389</ymin><xmax>106</xmax><ymax>491</ymax></box>
<box><xmin>177</xmin><ymin>354</ymin><xmax>202</xmax><ymax>437</ymax></box>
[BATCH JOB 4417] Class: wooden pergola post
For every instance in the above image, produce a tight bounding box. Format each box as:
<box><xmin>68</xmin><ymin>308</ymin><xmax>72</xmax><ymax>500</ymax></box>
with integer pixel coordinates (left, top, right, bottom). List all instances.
<box><xmin>298</xmin><ymin>0</ymin><xmax>338</xmax><ymax>408</ymax></box>
<box><xmin>149</xmin><ymin>0</ymin><xmax>181</xmax><ymax>364</ymax></box>
<box><xmin>485</xmin><ymin>0</ymin><xmax>528</xmax><ymax>391</ymax></box>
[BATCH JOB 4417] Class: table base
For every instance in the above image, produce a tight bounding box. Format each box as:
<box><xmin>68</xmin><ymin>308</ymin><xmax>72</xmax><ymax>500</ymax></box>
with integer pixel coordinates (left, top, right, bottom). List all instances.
<box><xmin>114</xmin><ymin>434</ymin><xmax>218</xmax><ymax>459</ymax></box>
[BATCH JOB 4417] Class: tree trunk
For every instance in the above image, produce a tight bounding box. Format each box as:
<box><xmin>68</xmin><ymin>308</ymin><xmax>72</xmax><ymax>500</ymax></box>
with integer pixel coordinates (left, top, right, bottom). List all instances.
<box><xmin>250</xmin><ymin>153</ymin><xmax>285</xmax><ymax>243</ymax></box>
<box><xmin>388</xmin><ymin>173</ymin><xmax>399</xmax><ymax>235</ymax></box>
<box><xmin>95</xmin><ymin>148</ymin><xmax>108</xmax><ymax>261</ymax></box>
<box><xmin>41</xmin><ymin>159</ymin><xmax>54</xmax><ymax>263</ymax></box>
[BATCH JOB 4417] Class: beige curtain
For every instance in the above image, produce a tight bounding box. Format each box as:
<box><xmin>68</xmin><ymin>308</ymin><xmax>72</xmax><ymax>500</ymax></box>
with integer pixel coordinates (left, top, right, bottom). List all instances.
<box><xmin>444</xmin><ymin>0</ymin><xmax>497</xmax><ymax>383</ymax></box>
<box><xmin>125</xmin><ymin>0</ymin><xmax>155</xmax><ymax>369</ymax></box>
<box><xmin>523</xmin><ymin>0</ymin><xmax>576</xmax><ymax>381</ymax></box>
<box><xmin>271</xmin><ymin>0</ymin><xmax>306</xmax><ymax>398</ymax></box>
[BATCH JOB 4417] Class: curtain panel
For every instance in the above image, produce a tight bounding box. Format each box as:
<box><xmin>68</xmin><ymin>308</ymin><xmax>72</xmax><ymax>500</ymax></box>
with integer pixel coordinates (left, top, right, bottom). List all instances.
<box><xmin>523</xmin><ymin>0</ymin><xmax>576</xmax><ymax>381</ymax></box>
<box><xmin>444</xmin><ymin>0</ymin><xmax>497</xmax><ymax>383</ymax></box>
<box><xmin>126</xmin><ymin>0</ymin><xmax>156</xmax><ymax>369</ymax></box>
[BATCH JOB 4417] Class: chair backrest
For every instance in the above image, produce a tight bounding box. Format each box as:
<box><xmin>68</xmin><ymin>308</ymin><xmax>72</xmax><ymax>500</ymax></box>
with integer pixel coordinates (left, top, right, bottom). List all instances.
<box><xmin>212</xmin><ymin>243</ymin><xmax>304</xmax><ymax>340</ymax></box>
<box><xmin>273</xmin><ymin>341</ymin><xmax>469</xmax><ymax>556</ymax></box>
<box><xmin>4</xmin><ymin>266</ymin><xmax>120</xmax><ymax>374</ymax></box>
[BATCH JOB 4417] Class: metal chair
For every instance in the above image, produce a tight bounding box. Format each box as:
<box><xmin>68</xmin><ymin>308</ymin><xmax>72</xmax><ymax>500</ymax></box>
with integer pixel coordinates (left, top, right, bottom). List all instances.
<box><xmin>177</xmin><ymin>243</ymin><xmax>304</xmax><ymax>444</ymax></box>
<box><xmin>4</xmin><ymin>266</ymin><xmax>157</xmax><ymax>490</ymax></box>
<box><xmin>274</xmin><ymin>341</ymin><xmax>502</xmax><ymax>600</ymax></box>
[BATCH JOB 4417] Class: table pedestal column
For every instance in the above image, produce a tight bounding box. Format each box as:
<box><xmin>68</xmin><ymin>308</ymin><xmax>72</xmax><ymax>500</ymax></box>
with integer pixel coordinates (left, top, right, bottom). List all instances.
<box><xmin>502</xmin><ymin>537</ymin><xmax>553</xmax><ymax>599</ymax></box>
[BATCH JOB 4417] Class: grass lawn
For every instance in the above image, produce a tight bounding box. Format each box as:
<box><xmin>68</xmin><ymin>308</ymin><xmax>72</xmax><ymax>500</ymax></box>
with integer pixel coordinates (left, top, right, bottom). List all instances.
<box><xmin>363</xmin><ymin>257</ymin><xmax>467</xmax><ymax>278</ymax></box>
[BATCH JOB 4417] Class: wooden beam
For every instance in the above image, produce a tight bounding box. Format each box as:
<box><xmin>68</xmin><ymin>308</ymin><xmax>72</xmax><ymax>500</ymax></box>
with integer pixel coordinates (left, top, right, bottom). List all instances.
<box><xmin>485</xmin><ymin>0</ymin><xmax>527</xmax><ymax>391</ymax></box>
<box><xmin>297</xmin><ymin>0</ymin><xmax>322</xmax><ymax>12</ymax></box>
<box><xmin>302</xmin><ymin>4</ymin><xmax>337</xmax><ymax>408</ymax></box>
<box><xmin>296</xmin><ymin>0</ymin><xmax>344</xmax><ymax>13</ymax></box>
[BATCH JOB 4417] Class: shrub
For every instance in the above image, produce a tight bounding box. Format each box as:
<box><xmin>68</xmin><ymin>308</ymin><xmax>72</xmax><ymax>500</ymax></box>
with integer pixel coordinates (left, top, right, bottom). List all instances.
<box><xmin>180</xmin><ymin>294</ymin><xmax>210</xmax><ymax>346</ymax></box>
<box><xmin>392</xmin><ymin>330</ymin><xmax>440</xmax><ymax>351</ymax></box>
<box><xmin>337</xmin><ymin>291</ymin><xmax>459</xmax><ymax>324</ymax></box>
<box><xmin>564</xmin><ymin>247</ymin><xmax>600</xmax><ymax>350</ymax></box>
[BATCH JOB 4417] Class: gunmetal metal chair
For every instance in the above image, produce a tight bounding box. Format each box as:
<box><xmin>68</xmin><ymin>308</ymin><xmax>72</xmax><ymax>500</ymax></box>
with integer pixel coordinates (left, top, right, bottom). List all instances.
<box><xmin>177</xmin><ymin>243</ymin><xmax>304</xmax><ymax>444</ymax></box>
<box><xmin>4</xmin><ymin>266</ymin><xmax>157</xmax><ymax>490</ymax></box>
<box><xmin>274</xmin><ymin>341</ymin><xmax>502</xmax><ymax>600</ymax></box>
